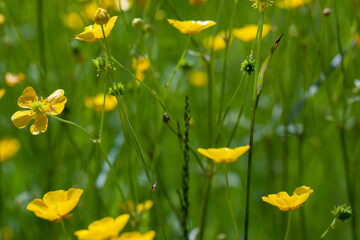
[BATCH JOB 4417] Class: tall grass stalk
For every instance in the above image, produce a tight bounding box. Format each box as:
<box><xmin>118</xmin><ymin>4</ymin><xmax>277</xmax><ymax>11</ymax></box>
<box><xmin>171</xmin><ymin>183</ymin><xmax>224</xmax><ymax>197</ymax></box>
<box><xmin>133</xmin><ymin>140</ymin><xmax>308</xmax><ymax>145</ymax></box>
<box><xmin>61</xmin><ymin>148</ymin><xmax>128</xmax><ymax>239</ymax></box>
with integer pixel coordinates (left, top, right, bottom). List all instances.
<box><xmin>244</xmin><ymin>10</ymin><xmax>264</xmax><ymax>240</ymax></box>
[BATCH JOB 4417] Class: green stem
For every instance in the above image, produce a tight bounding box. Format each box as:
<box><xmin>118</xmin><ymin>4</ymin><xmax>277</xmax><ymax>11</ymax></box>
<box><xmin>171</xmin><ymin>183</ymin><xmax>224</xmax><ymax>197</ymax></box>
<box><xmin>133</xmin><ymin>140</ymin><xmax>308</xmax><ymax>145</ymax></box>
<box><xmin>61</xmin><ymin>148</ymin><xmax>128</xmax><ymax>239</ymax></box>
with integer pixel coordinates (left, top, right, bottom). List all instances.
<box><xmin>206</xmin><ymin>62</ymin><xmax>214</xmax><ymax>145</ymax></box>
<box><xmin>284</xmin><ymin>211</ymin><xmax>292</xmax><ymax>240</ymax></box>
<box><xmin>99</xmin><ymin>81</ymin><xmax>107</xmax><ymax>141</ymax></box>
<box><xmin>223</xmin><ymin>163</ymin><xmax>239</xmax><ymax>239</ymax></box>
<box><xmin>320</xmin><ymin>218</ymin><xmax>337</xmax><ymax>239</ymax></box>
<box><xmin>47</xmin><ymin>115</ymin><xmax>96</xmax><ymax>140</ymax></box>
<box><xmin>100</xmin><ymin>26</ymin><xmax>168</xmax><ymax>240</ymax></box>
<box><xmin>198</xmin><ymin>173</ymin><xmax>213</xmax><ymax>240</ymax></box>
<box><xmin>60</xmin><ymin>220</ymin><xmax>70</xmax><ymax>240</ymax></box>
<box><xmin>164</xmin><ymin>34</ymin><xmax>191</xmax><ymax>94</ymax></box>
<box><xmin>37</xmin><ymin>0</ymin><xmax>46</xmax><ymax>86</ymax></box>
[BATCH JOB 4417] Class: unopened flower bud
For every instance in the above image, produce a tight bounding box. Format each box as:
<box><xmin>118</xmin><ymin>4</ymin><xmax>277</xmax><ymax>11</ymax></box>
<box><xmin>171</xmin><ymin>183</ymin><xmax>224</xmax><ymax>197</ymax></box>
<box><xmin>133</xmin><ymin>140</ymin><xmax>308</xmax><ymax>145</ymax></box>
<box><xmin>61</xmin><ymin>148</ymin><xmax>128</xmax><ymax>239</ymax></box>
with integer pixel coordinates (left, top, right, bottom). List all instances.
<box><xmin>322</xmin><ymin>8</ymin><xmax>331</xmax><ymax>16</ymax></box>
<box><xmin>94</xmin><ymin>8</ymin><xmax>110</xmax><ymax>25</ymax></box>
<box><xmin>241</xmin><ymin>56</ymin><xmax>256</xmax><ymax>75</ymax></box>
<box><xmin>162</xmin><ymin>112</ymin><xmax>170</xmax><ymax>123</ymax></box>
<box><xmin>132</xmin><ymin>18</ymin><xmax>144</xmax><ymax>29</ymax></box>
<box><xmin>332</xmin><ymin>204</ymin><xmax>352</xmax><ymax>222</ymax></box>
<box><xmin>143</xmin><ymin>24</ymin><xmax>153</xmax><ymax>33</ymax></box>
<box><xmin>109</xmin><ymin>82</ymin><xmax>125</xmax><ymax>96</ymax></box>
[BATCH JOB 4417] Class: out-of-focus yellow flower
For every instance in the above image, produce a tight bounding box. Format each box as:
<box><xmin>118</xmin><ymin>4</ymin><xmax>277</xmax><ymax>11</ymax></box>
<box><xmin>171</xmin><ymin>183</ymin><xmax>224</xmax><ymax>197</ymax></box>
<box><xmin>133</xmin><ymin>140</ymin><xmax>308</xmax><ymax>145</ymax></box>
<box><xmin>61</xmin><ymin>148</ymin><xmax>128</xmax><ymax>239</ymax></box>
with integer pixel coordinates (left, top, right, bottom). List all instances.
<box><xmin>63</xmin><ymin>12</ymin><xmax>84</xmax><ymax>30</ymax></box>
<box><xmin>203</xmin><ymin>32</ymin><xmax>230</xmax><ymax>51</ymax></box>
<box><xmin>188</xmin><ymin>71</ymin><xmax>208</xmax><ymax>87</ymax></box>
<box><xmin>120</xmin><ymin>200</ymin><xmax>153</xmax><ymax>214</ymax></box>
<box><xmin>84</xmin><ymin>2</ymin><xmax>99</xmax><ymax>20</ymax></box>
<box><xmin>0</xmin><ymin>14</ymin><xmax>5</xmax><ymax>26</ymax></box>
<box><xmin>5</xmin><ymin>73</ymin><xmax>26</xmax><ymax>86</ymax></box>
<box><xmin>0</xmin><ymin>88</ymin><xmax>5</xmax><ymax>100</ymax></box>
<box><xmin>250</xmin><ymin>0</ymin><xmax>273</xmax><ymax>11</ymax></box>
<box><xmin>0</xmin><ymin>138</ymin><xmax>20</xmax><ymax>162</ymax></box>
<box><xmin>262</xmin><ymin>186</ymin><xmax>313</xmax><ymax>211</ymax></box>
<box><xmin>197</xmin><ymin>145</ymin><xmax>250</xmax><ymax>163</ymax></box>
<box><xmin>84</xmin><ymin>94</ymin><xmax>118</xmax><ymax>111</ymax></box>
<box><xmin>232</xmin><ymin>24</ymin><xmax>271</xmax><ymax>42</ymax></box>
<box><xmin>132</xmin><ymin>56</ymin><xmax>150</xmax><ymax>82</ymax></box>
<box><xmin>354</xmin><ymin>34</ymin><xmax>360</xmax><ymax>48</ymax></box>
<box><xmin>1</xmin><ymin>226</ymin><xmax>14</xmax><ymax>240</ymax></box>
<box><xmin>75</xmin><ymin>214</ymin><xmax>130</xmax><ymax>240</ymax></box>
<box><xmin>277</xmin><ymin>0</ymin><xmax>311</xmax><ymax>9</ymax></box>
<box><xmin>11</xmin><ymin>87</ymin><xmax>67</xmax><ymax>135</ymax></box>
<box><xmin>27</xmin><ymin>188</ymin><xmax>83</xmax><ymax>222</ymax></box>
<box><xmin>167</xmin><ymin>19</ymin><xmax>216</xmax><ymax>34</ymax></box>
<box><xmin>74</xmin><ymin>16</ymin><xmax>118</xmax><ymax>42</ymax></box>
<box><xmin>189</xmin><ymin>0</ymin><xmax>206</xmax><ymax>6</ymax></box>
<box><xmin>117</xmin><ymin>231</ymin><xmax>156</xmax><ymax>240</ymax></box>
<box><xmin>102</xmin><ymin>0</ymin><xmax>133</xmax><ymax>11</ymax></box>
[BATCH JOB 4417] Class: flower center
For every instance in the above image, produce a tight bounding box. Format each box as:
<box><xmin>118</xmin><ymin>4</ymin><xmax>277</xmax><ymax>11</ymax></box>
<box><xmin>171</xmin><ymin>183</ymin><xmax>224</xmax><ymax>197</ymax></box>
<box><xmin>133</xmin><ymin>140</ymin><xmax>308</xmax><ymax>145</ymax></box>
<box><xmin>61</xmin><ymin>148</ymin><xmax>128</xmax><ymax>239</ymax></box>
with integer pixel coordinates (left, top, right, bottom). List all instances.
<box><xmin>31</xmin><ymin>101</ymin><xmax>44</xmax><ymax>113</ymax></box>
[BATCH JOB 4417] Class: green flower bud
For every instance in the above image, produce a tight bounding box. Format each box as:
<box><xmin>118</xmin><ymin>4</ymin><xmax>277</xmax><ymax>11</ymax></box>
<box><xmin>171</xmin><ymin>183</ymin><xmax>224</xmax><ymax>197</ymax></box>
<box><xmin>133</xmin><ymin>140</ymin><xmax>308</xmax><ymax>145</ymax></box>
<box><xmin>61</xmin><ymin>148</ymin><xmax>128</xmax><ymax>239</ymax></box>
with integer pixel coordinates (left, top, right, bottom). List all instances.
<box><xmin>241</xmin><ymin>56</ymin><xmax>256</xmax><ymax>75</ymax></box>
<box><xmin>132</xmin><ymin>18</ymin><xmax>144</xmax><ymax>29</ymax></box>
<box><xmin>108</xmin><ymin>82</ymin><xmax>125</xmax><ymax>96</ymax></box>
<box><xmin>332</xmin><ymin>204</ymin><xmax>352</xmax><ymax>222</ymax></box>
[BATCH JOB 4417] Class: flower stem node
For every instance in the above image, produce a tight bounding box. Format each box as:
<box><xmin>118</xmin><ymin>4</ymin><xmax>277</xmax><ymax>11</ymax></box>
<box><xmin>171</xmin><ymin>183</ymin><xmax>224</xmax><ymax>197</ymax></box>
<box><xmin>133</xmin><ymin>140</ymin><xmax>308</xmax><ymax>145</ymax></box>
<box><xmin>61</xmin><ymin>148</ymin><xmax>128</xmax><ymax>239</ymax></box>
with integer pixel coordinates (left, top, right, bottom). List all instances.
<box><xmin>241</xmin><ymin>56</ymin><xmax>256</xmax><ymax>75</ymax></box>
<box><xmin>132</xmin><ymin>18</ymin><xmax>144</xmax><ymax>29</ymax></box>
<box><xmin>108</xmin><ymin>82</ymin><xmax>125</xmax><ymax>96</ymax></box>
<box><xmin>332</xmin><ymin>204</ymin><xmax>352</xmax><ymax>222</ymax></box>
<box><xmin>94</xmin><ymin>8</ymin><xmax>110</xmax><ymax>25</ymax></box>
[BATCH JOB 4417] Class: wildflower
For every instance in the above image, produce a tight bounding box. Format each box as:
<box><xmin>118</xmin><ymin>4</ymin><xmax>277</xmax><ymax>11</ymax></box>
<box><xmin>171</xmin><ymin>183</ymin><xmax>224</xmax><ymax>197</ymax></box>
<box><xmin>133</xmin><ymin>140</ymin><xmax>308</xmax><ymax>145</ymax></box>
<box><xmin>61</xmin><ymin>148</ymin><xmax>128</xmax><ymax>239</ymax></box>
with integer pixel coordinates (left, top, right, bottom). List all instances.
<box><xmin>74</xmin><ymin>16</ymin><xmax>118</xmax><ymax>42</ymax></box>
<box><xmin>332</xmin><ymin>204</ymin><xmax>352</xmax><ymax>222</ymax></box>
<box><xmin>120</xmin><ymin>200</ymin><xmax>153</xmax><ymax>214</ymax></box>
<box><xmin>0</xmin><ymin>88</ymin><xmax>5</xmax><ymax>100</ymax></box>
<box><xmin>108</xmin><ymin>83</ymin><xmax>125</xmax><ymax>96</ymax></box>
<box><xmin>74</xmin><ymin>214</ymin><xmax>130</xmax><ymax>240</ymax></box>
<box><xmin>189</xmin><ymin>0</ymin><xmax>206</xmax><ymax>6</ymax></box>
<box><xmin>132</xmin><ymin>56</ymin><xmax>150</xmax><ymax>82</ymax></box>
<box><xmin>197</xmin><ymin>145</ymin><xmax>250</xmax><ymax>163</ymax></box>
<box><xmin>262</xmin><ymin>186</ymin><xmax>313</xmax><ymax>211</ymax></box>
<box><xmin>354</xmin><ymin>34</ymin><xmax>360</xmax><ymax>48</ymax></box>
<box><xmin>0</xmin><ymin>14</ymin><xmax>5</xmax><ymax>26</ymax></box>
<box><xmin>167</xmin><ymin>19</ymin><xmax>216</xmax><ymax>34</ymax></box>
<box><xmin>0</xmin><ymin>138</ymin><xmax>20</xmax><ymax>162</ymax></box>
<box><xmin>26</xmin><ymin>188</ymin><xmax>83</xmax><ymax>222</ymax></box>
<box><xmin>250</xmin><ymin>0</ymin><xmax>273</xmax><ymax>11</ymax></box>
<box><xmin>188</xmin><ymin>71</ymin><xmax>208</xmax><ymax>87</ymax></box>
<box><xmin>5</xmin><ymin>73</ymin><xmax>26</xmax><ymax>86</ymax></box>
<box><xmin>232</xmin><ymin>24</ymin><xmax>271</xmax><ymax>42</ymax></box>
<box><xmin>117</xmin><ymin>231</ymin><xmax>156</xmax><ymax>240</ymax></box>
<box><xmin>62</xmin><ymin>12</ymin><xmax>84</xmax><ymax>30</ymax></box>
<box><xmin>101</xmin><ymin>0</ymin><xmax>133</xmax><ymax>12</ymax></box>
<box><xmin>11</xmin><ymin>87</ymin><xmax>67</xmax><ymax>135</ymax></box>
<box><xmin>277</xmin><ymin>0</ymin><xmax>311</xmax><ymax>9</ymax></box>
<box><xmin>94</xmin><ymin>8</ymin><xmax>110</xmax><ymax>25</ymax></box>
<box><xmin>203</xmin><ymin>33</ymin><xmax>227</xmax><ymax>51</ymax></box>
<box><xmin>84</xmin><ymin>94</ymin><xmax>118</xmax><ymax>111</ymax></box>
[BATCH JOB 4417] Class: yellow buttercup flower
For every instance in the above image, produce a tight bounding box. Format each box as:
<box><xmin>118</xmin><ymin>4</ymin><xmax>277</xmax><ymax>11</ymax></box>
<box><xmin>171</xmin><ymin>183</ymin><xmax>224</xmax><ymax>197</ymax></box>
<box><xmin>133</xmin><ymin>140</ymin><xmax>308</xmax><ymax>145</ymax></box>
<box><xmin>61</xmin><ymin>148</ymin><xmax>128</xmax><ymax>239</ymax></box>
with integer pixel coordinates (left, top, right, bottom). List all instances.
<box><xmin>167</xmin><ymin>19</ymin><xmax>216</xmax><ymax>34</ymax></box>
<box><xmin>277</xmin><ymin>0</ymin><xmax>311</xmax><ymax>9</ymax></box>
<box><xmin>232</xmin><ymin>24</ymin><xmax>271</xmax><ymax>42</ymax></box>
<box><xmin>250</xmin><ymin>0</ymin><xmax>273</xmax><ymax>11</ymax></box>
<box><xmin>120</xmin><ymin>200</ymin><xmax>153</xmax><ymax>214</ymax></box>
<box><xmin>26</xmin><ymin>188</ymin><xmax>83</xmax><ymax>222</ymax></box>
<box><xmin>117</xmin><ymin>231</ymin><xmax>156</xmax><ymax>240</ymax></box>
<box><xmin>74</xmin><ymin>214</ymin><xmax>130</xmax><ymax>240</ymax></box>
<box><xmin>0</xmin><ymin>14</ymin><xmax>5</xmax><ymax>26</ymax></box>
<box><xmin>5</xmin><ymin>73</ymin><xmax>26</xmax><ymax>86</ymax></box>
<box><xmin>262</xmin><ymin>186</ymin><xmax>313</xmax><ymax>211</ymax></box>
<box><xmin>189</xmin><ymin>0</ymin><xmax>206</xmax><ymax>6</ymax></box>
<box><xmin>11</xmin><ymin>87</ymin><xmax>67</xmax><ymax>135</ymax></box>
<box><xmin>203</xmin><ymin>33</ymin><xmax>228</xmax><ymax>51</ymax></box>
<box><xmin>84</xmin><ymin>94</ymin><xmax>118</xmax><ymax>111</ymax></box>
<box><xmin>74</xmin><ymin>16</ymin><xmax>118</xmax><ymax>42</ymax></box>
<box><xmin>197</xmin><ymin>145</ymin><xmax>250</xmax><ymax>163</ymax></box>
<box><xmin>0</xmin><ymin>138</ymin><xmax>21</xmax><ymax>162</ymax></box>
<box><xmin>62</xmin><ymin>12</ymin><xmax>84</xmax><ymax>30</ymax></box>
<box><xmin>132</xmin><ymin>56</ymin><xmax>150</xmax><ymax>82</ymax></box>
<box><xmin>188</xmin><ymin>71</ymin><xmax>208</xmax><ymax>87</ymax></box>
<box><xmin>0</xmin><ymin>88</ymin><xmax>5</xmax><ymax>100</ymax></box>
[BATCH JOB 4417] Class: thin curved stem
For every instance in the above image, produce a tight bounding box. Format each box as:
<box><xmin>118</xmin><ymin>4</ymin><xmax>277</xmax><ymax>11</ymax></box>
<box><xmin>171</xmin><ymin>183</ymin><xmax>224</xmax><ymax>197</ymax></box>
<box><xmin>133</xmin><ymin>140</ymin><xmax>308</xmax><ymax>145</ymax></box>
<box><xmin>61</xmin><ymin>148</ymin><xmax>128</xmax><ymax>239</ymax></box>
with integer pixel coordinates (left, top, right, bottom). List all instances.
<box><xmin>224</xmin><ymin>163</ymin><xmax>239</xmax><ymax>239</ymax></box>
<box><xmin>284</xmin><ymin>211</ymin><xmax>292</xmax><ymax>240</ymax></box>
<box><xmin>60</xmin><ymin>220</ymin><xmax>70</xmax><ymax>240</ymax></box>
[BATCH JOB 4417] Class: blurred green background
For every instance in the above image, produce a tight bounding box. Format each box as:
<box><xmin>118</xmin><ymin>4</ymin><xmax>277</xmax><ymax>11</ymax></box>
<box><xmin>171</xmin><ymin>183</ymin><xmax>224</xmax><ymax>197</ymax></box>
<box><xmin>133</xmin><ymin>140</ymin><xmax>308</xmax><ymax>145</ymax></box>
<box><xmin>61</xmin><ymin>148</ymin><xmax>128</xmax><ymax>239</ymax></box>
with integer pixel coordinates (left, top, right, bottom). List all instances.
<box><xmin>1</xmin><ymin>0</ymin><xmax>360</xmax><ymax>239</ymax></box>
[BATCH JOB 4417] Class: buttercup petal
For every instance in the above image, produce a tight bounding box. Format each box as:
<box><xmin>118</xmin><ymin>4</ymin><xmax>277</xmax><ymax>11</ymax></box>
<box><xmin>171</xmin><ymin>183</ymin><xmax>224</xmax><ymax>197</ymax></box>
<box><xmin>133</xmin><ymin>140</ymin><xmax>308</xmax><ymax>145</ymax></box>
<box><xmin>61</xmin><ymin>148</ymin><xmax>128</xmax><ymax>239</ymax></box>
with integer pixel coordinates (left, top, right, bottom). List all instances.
<box><xmin>168</xmin><ymin>19</ymin><xmax>216</xmax><ymax>34</ymax></box>
<box><xmin>27</xmin><ymin>199</ymin><xmax>59</xmax><ymax>221</ymax></box>
<box><xmin>11</xmin><ymin>110</ymin><xmax>35</xmax><ymax>129</ymax></box>
<box><xmin>58</xmin><ymin>188</ymin><xmax>84</xmax><ymax>216</ymax></box>
<box><xmin>44</xmin><ymin>89</ymin><xmax>67</xmax><ymax>115</ymax></box>
<box><xmin>18</xmin><ymin>86</ymin><xmax>38</xmax><ymax>108</ymax></box>
<box><xmin>30</xmin><ymin>113</ymin><xmax>48</xmax><ymax>135</ymax></box>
